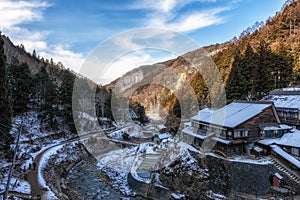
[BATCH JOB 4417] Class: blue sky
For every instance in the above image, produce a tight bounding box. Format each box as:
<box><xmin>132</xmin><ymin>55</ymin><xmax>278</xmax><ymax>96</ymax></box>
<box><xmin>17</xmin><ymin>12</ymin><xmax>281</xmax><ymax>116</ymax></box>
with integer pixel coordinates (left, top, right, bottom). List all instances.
<box><xmin>0</xmin><ymin>0</ymin><xmax>285</xmax><ymax>83</ymax></box>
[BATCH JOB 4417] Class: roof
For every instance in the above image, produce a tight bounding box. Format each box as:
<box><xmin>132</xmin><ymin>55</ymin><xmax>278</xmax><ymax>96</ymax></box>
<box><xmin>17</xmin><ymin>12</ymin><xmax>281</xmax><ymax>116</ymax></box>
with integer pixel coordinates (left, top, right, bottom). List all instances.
<box><xmin>260</xmin><ymin>124</ymin><xmax>292</xmax><ymax>131</ymax></box>
<box><xmin>276</xmin><ymin>130</ymin><xmax>300</xmax><ymax>148</ymax></box>
<box><xmin>192</xmin><ymin>101</ymin><xmax>277</xmax><ymax>129</ymax></box>
<box><xmin>271</xmin><ymin>145</ymin><xmax>300</xmax><ymax>169</ymax></box>
<box><xmin>274</xmin><ymin>172</ymin><xmax>283</xmax><ymax>179</ymax></box>
<box><xmin>263</xmin><ymin>88</ymin><xmax>300</xmax><ymax>110</ymax></box>
<box><xmin>258</xmin><ymin>138</ymin><xmax>281</xmax><ymax>146</ymax></box>
<box><xmin>254</xmin><ymin>146</ymin><xmax>263</xmax><ymax>153</ymax></box>
<box><xmin>156</xmin><ymin>133</ymin><xmax>172</xmax><ymax>140</ymax></box>
<box><xmin>157</xmin><ymin>124</ymin><xmax>166</xmax><ymax>130</ymax></box>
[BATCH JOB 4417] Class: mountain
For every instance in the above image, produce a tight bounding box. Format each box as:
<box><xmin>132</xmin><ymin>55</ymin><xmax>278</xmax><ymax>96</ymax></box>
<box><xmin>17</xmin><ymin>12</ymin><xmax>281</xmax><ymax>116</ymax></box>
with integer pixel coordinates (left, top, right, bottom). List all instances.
<box><xmin>0</xmin><ymin>33</ymin><xmax>110</xmax><ymax>155</ymax></box>
<box><xmin>108</xmin><ymin>0</ymin><xmax>300</xmax><ymax>129</ymax></box>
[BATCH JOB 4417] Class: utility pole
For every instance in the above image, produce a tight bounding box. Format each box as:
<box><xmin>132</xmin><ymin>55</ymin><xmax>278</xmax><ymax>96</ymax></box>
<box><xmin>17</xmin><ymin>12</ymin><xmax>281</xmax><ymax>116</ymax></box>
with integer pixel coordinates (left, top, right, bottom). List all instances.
<box><xmin>3</xmin><ymin>119</ymin><xmax>23</xmax><ymax>200</ymax></box>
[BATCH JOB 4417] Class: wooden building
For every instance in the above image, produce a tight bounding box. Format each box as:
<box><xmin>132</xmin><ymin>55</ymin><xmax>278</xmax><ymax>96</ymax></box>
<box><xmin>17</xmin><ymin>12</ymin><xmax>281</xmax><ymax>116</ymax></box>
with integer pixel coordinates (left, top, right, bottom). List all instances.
<box><xmin>181</xmin><ymin>101</ymin><xmax>291</xmax><ymax>155</ymax></box>
<box><xmin>263</xmin><ymin>88</ymin><xmax>300</xmax><ymax>128</ymax></box>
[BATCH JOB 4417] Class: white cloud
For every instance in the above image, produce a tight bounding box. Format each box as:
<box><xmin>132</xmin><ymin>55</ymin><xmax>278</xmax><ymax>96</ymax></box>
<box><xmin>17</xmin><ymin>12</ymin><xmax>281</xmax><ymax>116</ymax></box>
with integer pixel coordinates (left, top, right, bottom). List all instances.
<box><xmin>0</xmin><ymin>0</ymin><xmax>49</xmax><ymax>28</ymax></box>
<box><xmin>99</xmin><ymin>50</ymin><xmax>175</xmax><ymax>85</ymax></box>
<box><xmin>39</xmin><ymin>45</ymin><xmax>84</xmax><ymax>72</ymax></box>
<box><xmin>132</xmin><ymin>0</ymin><xmax>227</xmax><ymax>32</ymax></box>
<box><xmin>0</xmin><ymin>0</ymin><xmax>84</xmax><ymax>73</ymax></box>
<box><xmin>160</xmin><ymin>8</ymin><xmax>228</xmax><ymax>32</ymax></box>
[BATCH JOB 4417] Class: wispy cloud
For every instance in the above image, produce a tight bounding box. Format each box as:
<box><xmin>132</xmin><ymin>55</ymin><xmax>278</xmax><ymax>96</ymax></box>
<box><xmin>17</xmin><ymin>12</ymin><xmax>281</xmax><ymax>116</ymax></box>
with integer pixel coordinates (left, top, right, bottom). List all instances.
<box><xmin>0</xmin><ymin>0</ymin><xmax>49</xmax><ymax>28</ymax></box>
<box><xmin>0</xmin><ymin>0</ymin><xmax>84</xmax><ymax>72</ymax></box>
<box><xmin>131</xmin><ymin>0</ymin><xmax>229</xmax><ymax>32</ymax></box>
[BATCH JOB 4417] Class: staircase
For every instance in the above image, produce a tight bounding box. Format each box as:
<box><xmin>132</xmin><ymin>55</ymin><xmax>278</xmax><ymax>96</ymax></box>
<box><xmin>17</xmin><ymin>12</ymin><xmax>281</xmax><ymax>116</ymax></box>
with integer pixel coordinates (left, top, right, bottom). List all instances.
<box><xmin>270</xmin><ymin>157</ymin><xmax>300</xmax><ymax>185</ymax></box>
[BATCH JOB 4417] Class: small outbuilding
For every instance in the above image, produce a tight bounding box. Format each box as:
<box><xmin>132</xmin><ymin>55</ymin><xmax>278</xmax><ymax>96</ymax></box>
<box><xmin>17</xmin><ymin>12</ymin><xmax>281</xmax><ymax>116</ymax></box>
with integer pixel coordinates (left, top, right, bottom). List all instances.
<box><xmin>153</xmin><ymin>133</ymin><xmax>172</xmax><ymax>144</ymax></box>
<box><xmin>273</xmin><ymin>173</ymin><xmax>283</xmax><ymax>187</ymax></box>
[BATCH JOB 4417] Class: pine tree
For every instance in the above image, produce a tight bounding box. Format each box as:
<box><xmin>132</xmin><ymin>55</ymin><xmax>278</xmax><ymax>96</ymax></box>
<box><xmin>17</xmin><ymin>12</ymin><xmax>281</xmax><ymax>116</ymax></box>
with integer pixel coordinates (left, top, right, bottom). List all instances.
<box><xmin>241</xmin><ymin>44</ymin><xmax>257</xmax><ymax>99</ymax></box>
<box><xmin>59</xmin><ymin>70</ymin><xmax>76</xmax><ymax>132</ymax></box>
<box><xmin>226</xmin><ymin>51</ymin><xmax>248</xmax><ymax>102</ymax></box>
<box><xmin>252</xmin><ymin>40</ymin><xmax>273</xmax><ymax>99</ymax></box>
<box><xmin>0</xmin><ymin>36</ymin><xmax>13</xmax><ymax>147</ymax></box>
<box><xmin>10</xmin><ymin>60</ymin><xmax>33</xmax><ymax>114</ymax></box>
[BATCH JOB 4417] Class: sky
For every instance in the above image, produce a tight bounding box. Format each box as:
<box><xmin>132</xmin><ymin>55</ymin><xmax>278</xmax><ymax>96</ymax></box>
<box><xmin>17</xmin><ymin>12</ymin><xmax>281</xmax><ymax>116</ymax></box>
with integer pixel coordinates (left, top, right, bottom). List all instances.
<box><xmin>0</xmin><ymin>0</ymin><xmax>285</xmax><ymax>84</ymax></box>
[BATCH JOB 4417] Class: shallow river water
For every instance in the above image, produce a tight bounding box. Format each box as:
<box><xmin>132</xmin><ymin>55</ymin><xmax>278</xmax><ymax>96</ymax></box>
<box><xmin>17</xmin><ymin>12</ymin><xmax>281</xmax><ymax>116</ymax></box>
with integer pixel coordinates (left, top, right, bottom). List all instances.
<box><xmin>66</xmin><ymin>157</ymin><xmax>146</xmax><ymax>200</ymax></box>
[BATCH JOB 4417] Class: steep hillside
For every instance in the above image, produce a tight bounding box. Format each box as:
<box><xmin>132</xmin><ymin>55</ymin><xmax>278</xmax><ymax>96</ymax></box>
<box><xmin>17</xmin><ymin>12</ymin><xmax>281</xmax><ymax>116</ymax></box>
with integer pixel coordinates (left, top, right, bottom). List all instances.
<box><xmin>108</xmin><ymin>0</ymin><xmax>300</xmax><ymax>129</ymax></box>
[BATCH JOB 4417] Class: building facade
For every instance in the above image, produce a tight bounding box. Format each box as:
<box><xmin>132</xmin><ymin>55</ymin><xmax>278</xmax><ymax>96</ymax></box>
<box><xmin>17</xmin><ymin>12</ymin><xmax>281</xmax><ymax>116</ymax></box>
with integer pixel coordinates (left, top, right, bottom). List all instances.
<box><xmin>181</xmin><ymin>101</ymin><xmax>292</xmax><ymax>156</ymax></box>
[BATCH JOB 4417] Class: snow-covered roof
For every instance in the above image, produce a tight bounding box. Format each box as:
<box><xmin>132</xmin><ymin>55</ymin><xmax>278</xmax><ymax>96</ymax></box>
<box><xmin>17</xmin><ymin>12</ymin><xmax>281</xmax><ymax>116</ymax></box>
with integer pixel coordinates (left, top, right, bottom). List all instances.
<box><xmin>192</xmin><ymin>101</ymin><xmax>276</xmax><ymax>128</ymax></box>
<box><xmin>263</xmin><ymin>88</ymin><xmax>300</xmax><ymax>110</ymax></box>
<box><xmin>276</xmin><ymin>130</ymin><xmax>300</xmax><ymax>148</ymax></box>
<box><xmin>274</xmin><ymin>172</ymin><xmax>283</xmax><ymax>179</ymax></box>
<box><xmin>261</xmin><ymin>124</ymin><xmax>292</xmax><ymax>131</ymax></box>
<box><xmin>157</xmin><ymin>124</ymin><xmax>166</xmax><ymax>130</ymax></box>
<box><xmin>258</xmin><ymin>138</ymin><xmax>281</xmax><ymax>146</ymax></box>
<box><xmin>181</xmin><ymin>127</ymin><xmax>213</xmax><ymax>140</ymax></box>
<box><xmin>271</xmin><ymin>145</ymin><xmax>300</xmax><ymax>169</ymax></box>
<box><xmin>157</xmin><ymin>133</ymin><xmax>172</xmax><ymax>140</ymax></box>
<box><xmin>254</xmin><ymin>146</ymin><xmax>263</xmax><ymax>153</ymax></box>
<box><xmin>213</xmin><ymin>137</ymin><xmax>231</xmax><ymax>145</ymax></box>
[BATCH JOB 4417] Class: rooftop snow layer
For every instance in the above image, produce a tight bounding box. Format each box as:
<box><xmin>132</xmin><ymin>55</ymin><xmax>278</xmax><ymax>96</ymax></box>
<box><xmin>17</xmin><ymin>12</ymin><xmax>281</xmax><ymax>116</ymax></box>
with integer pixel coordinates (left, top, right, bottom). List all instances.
<box><xmin>192</xmin><ymin>101</ymin><xmax>273</xmax><ymax>128</ymax></box>
<box><xmin>263</xmin><ymin>89</ymin><xmax>300</xmax><ymax>110</ymax></box>
<box><xmin>276</xmin><ymin>130</ymin><xmax>300</xmax><ymax>148</ymax></box>
<box><xmin>271</xmin><ymin>145</ymin><xmax>300</xmax><ymax>168</ymax></box>
<box><xmin>157</xmin><ymin>133</ymin><xmax>172</xmax><ymax>140</ymax></box>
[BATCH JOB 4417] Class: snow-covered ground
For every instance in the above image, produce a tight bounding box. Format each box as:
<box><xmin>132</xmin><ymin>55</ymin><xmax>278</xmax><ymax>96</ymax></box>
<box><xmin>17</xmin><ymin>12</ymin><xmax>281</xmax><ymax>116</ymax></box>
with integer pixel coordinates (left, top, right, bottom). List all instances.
<box><xmin>97</xmin><ymin>147</ymin><xmax>137</xmax><ymax>196</ymax></box>
<box><xmin>41</xmin><ymin>141</ymin><xmax>88</xmax><ymax>199</ymax></box>
<box><xmin>95</xmin><ymin>137</ymin><xmax>208</xmax><ymax>196</ymax></box>
<box><xmin>0</xmin><ymin>111</ymin><xmax>74</xmax><ymax>198</ymax></box>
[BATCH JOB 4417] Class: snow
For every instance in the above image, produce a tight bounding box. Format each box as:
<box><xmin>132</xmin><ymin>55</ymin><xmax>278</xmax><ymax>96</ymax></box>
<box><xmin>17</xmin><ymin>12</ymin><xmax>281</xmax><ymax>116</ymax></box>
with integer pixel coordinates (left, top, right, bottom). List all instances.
<box><xmin>271</xmin><ymin>145</ymin><xmax>300</xmax><ymax>168</ymax></box>
<box><xmin>184</xmin><ymin>121</ymin><xmax>191</xmax><ymax>128</ymax></box>
<box><xmin>0</xmin><ymin>111</ymin><xmax>74</xmax><ymax>200</ymax></box>
<box><xmin>177</xmin><ymin>141</ymin><xmax>201</xmax><ymax>153</ymax></box>
<box><xmin>206</xmin><ymin>190</ymin><xmax>226</xmax><ymax>199</ymax></box>
<box><xmin>282</xmin><ymin>87</ymin><xmax>300</xmax><ymax>92</ymax></box>
<box><xmin>157</xmin><ymin>133</ymin><xmax>172</xmax><ymax>140</ymax></box>
<box><xmin>254</xmin><ymin>146</ymin><xmax>263</xmax><ymax>153</ymax></box>
<box><xmin>276</xmin><ymin>130</ymin><xmax>300</xmax><ymax>148</ymax></box>
<box><xmin>157</xmin><ymin>124</ymin><xmax>167</xmax><ymax>130</ymax></box>
<box><xmin>230</xmin><ymin>156</ymin><xmax>272</xmax><ymax>165</ymax></box>
<box><xmin>38</xmin><ymin>145</ymin><xmax>63</xmax><ymax>200</ymax></box>
<box><xmin>274</xmin><ymin>172</ymin><xmax>283</xmax><ymax>179</ymax></box>
<box><xmin>263</xmin><ymin>92</ymin><xmax>300</xmax><ymax>110</ymax></box>
<box><xmin>259</xmin><ymin>138</ymin><xmax>281</xmax><ymax>146</ymax></box>
<box><xmin>212</xmin><ymin>137</ymin><xmax>231</xmax><ymax>145</ymax></box>
<box><xmin>181</xmin><ymin>126</ymin><xmax>213</xmax><ymax>139</ymax></box>
<box><xmin>96</xmin><ymin>147</ymin><xmax>137</xmax><ymax>195</ymax></box>
<box><xmin>192</xmin><ymin>101</ymin><xmax>273</xmax><ymax>128</ymax></box>
<box><xmin>170</xmin><ymin>193</ymin><xmax>186</xmax><ymax>199</ymax></box>
<box><xmin>262</xmin><ymin>124</ymin><xmax>292</xmax><ymax>131</ymax></box>
<box><xmin>259</xmin><ymin>129</ymin><xmax>300</xmax><ymax>148</ymax></box>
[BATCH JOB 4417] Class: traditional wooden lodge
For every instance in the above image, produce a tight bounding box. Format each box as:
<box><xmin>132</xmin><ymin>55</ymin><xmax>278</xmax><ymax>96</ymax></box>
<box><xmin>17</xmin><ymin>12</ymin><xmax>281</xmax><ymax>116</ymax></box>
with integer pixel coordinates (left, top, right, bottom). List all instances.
<box><xmin>181</xmin><ymin>101</ymin><xmax>292</xmax><ymax>155</ymax></box>
<box><xmin>263</xmin><ymin>88</ymin><xmax>300</xmax><ymax>128</ymax></box>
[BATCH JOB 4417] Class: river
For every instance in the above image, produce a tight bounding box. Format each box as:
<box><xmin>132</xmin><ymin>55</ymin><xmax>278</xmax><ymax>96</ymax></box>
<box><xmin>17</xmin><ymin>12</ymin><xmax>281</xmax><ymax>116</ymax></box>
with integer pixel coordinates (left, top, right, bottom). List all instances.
<box><xmin>65</xmin><ymin>156</ymin><xmax>146</xmax><ymax>199</ymax></box>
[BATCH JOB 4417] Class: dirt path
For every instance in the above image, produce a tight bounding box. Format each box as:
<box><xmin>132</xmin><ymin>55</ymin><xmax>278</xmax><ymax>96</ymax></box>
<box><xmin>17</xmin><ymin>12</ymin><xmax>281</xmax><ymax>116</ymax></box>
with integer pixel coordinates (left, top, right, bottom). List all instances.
<box><xmin>25</xmin><ymin>143</ymin><xmax>63</xmax><ymax>199</ymax></box>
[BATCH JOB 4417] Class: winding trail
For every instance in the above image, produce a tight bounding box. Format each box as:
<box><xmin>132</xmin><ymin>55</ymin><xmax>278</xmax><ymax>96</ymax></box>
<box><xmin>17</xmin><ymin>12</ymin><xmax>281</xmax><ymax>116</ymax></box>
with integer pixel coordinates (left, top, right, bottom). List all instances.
<box><xmin>24</xmin><ymin>127</ymin><xmax>139</xmax><ymax>199</ymax></box>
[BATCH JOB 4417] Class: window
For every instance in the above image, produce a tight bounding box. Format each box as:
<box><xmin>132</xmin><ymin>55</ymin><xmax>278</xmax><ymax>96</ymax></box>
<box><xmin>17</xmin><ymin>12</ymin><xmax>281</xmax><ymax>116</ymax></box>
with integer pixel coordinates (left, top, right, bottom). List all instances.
<box><xmin>234</xmin><ymin>131</ymin><xmax>240</xmax><ymax>138</ymax></box>
<box><xmin>291</xmin><ymin>148</ymin><xmax>299</xmax><ymax>156</ymax></box>
<box><xmin>242</xmin><ymin>130</ymin><xmax>248</xmax><ymax>137</ymax></box>
<box><xmin>233</xmin><ymin>130</ymin><xmax>248</xmax><ymax>138</ymax></box>
<box><xmin>265</xmin><ymin>130</ymin><xmax>273</xmax><ymax>138</ymax></box>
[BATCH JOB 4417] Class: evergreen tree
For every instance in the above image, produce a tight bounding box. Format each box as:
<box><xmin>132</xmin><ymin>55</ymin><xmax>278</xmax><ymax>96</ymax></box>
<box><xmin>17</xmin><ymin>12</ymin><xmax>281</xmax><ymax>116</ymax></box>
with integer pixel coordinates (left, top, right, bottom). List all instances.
<box><xmin>0</xmin><ymin>36</ymin><xmax>13</xmax><ymax>147</ymax></box>
<box><xmin>59</xmin><ymin>70</ymin><xmax>76</xmax><ymax>132</ymax></box>
<box><xmin>226</xmin><ymin>51</ymin><xmax>248</xmax><ymax>102</ymax></box>
<box><xmin>34</xmin><ymin>64</ymin><xmax>59</xmax><ymax>129</ymax></box>
<box><xmin>252</xmin><ymin>40</ymin><xmax>273</xmax><ymax>99</ymax></box>
<box><xmin>10</xmin><ymin>60</ymin><xmax>33</xmax><ymax>114</ymax></box>
<box><xmin>241</xmin><ymin>44</ymin><xmax>257</xmax><ymax>99</ymax></box>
